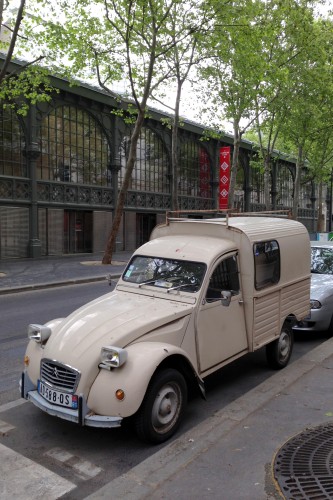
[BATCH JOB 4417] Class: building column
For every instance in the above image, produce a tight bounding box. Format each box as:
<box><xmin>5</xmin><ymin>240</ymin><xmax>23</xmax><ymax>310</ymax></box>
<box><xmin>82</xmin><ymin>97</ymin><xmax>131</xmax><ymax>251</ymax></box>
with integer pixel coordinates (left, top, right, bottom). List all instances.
<box><xmin>25</xmin><ymin>105</ymin><xmax>42</xmax><ymax>258</ymax></box>
<box><xmin>271</xmin><ymin>161</ymin><xmax>277</xmax><ymax>209</ymax></box>
<box><xmin>211</xmin><ymin>180</ymin><xmax>219</xmax><ymax>209</ymax></box>
<box><xmin>27</xmin><ymin>141</ymin><xmax>42</xmax><ymax>257</ymax></box>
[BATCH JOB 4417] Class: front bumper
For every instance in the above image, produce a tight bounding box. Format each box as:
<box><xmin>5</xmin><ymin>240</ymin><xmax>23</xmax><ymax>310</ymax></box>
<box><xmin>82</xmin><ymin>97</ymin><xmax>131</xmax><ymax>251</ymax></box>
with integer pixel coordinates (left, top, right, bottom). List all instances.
<box><xmin>21</xmin><ymin>372</ymin><xmax>122</xmax><ymax>429</ymax></box>
<box><xmin>293</xmin><ymin>307</ymin><xmax>332</xmax><ymax>333</ymax></box>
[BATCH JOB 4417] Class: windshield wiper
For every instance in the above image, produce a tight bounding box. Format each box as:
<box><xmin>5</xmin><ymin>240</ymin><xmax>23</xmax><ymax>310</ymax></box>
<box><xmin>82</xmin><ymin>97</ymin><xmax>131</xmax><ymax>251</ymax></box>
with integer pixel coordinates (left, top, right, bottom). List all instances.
<box><xmin>166</xmin><ymin>283</ymin><xmax>198</xmax><ymax>293</ymax></box>
<box><xmin>138</xmin><ymin>279</ymin><xmax>157</xmax><ymax>288</ymax></box>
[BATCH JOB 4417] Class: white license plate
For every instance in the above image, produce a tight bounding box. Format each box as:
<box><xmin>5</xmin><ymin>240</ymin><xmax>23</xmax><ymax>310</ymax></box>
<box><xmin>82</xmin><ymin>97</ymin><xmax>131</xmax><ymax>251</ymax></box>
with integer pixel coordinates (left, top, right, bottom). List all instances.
<box><xmin>38</xmin><ymin>380</ymin><xmax>78</xmax><ymax>409</ymax></box>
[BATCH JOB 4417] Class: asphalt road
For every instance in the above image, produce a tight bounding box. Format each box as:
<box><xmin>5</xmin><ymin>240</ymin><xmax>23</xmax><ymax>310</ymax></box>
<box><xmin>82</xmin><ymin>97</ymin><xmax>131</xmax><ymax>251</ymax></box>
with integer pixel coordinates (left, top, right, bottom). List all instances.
<box><xmin>0</xmin><ymin>281</ymin><xmax>112</xmax><ymax>406</ymax></box>
<box><xmin>0</xmin><ymin>282</ymin><xmax>330</xmax><ymax>498</ymax></box>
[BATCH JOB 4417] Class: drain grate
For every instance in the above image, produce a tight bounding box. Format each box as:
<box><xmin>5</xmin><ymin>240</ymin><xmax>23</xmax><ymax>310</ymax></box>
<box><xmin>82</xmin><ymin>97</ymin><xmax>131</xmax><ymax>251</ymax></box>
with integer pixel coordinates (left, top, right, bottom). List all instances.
<box><xmin>274</xmin><ymin>423</ymin><xmax>333</xmax><ymax>499</ymax></box>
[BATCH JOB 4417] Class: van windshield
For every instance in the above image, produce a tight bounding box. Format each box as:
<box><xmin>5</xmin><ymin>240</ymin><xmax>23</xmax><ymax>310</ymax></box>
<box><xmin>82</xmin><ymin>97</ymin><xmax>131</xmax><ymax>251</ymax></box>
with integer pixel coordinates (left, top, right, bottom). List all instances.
<box><xmin>122</xmin><ymin>255</ymin><xmax>206</xmax><ymax>293</ymax></box>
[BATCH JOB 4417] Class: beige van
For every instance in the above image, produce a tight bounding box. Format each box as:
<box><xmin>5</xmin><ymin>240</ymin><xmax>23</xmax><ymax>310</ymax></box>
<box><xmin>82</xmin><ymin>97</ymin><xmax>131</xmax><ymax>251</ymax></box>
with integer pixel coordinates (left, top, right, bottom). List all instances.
<box><xmin>21</xmin><ymin>213</ymin><xmax>311</xmax><ymax>443</ymax></box>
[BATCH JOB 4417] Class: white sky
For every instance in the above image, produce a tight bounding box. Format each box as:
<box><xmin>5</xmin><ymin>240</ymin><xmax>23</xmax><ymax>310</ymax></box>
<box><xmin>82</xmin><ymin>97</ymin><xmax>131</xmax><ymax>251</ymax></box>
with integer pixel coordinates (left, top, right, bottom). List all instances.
<box><xmin>5</xmin><ymin>0</ymin><xmax>332</xmax><ymax>134</ymax></box>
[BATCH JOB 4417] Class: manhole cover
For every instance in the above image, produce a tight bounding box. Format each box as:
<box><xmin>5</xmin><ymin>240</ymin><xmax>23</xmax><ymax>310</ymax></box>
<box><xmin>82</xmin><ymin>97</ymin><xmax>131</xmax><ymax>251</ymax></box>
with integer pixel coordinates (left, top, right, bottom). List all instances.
<box><xmin>274</xmin><ymin>422</ymin><xmax>333</xmax><ymax>499</ymax></box>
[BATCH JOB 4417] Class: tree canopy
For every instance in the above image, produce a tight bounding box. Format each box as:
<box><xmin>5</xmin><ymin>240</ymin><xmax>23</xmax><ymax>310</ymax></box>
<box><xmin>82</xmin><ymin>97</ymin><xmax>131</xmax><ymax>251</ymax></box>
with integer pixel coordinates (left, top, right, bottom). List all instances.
<box><xmin>0</xmin><ymin>0</ymin><xmax>54</xmax><ymax>114</ymax></box>
<box><xmin>5</xmin><ymin>0</ymin><xmax>333</xmax><ymax>242</ymax></box>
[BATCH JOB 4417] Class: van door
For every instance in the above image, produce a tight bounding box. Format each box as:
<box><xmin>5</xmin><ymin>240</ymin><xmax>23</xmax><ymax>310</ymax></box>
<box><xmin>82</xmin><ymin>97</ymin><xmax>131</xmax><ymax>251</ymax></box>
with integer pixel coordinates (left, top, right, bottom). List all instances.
<box><xmin>196</xmin><ymin>253</ymin><xmax>248</xmax><ymax>373</ymax></box>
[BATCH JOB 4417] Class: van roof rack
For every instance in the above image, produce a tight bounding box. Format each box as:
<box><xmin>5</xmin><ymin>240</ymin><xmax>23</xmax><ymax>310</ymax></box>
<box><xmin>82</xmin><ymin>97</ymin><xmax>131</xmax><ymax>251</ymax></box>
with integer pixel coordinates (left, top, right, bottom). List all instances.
<box><xmin>165</xmin><ymin>209</ymin><xmax>291</xmax><ymax>224</ymax></box>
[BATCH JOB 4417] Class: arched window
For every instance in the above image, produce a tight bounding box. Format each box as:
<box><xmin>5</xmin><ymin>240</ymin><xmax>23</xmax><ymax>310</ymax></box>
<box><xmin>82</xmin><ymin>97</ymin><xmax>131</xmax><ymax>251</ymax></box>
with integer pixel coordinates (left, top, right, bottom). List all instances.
<box><xmin>299</xmin><ymin>179</ymin><xmax>314</xmax><ymax>209</ymax></box>
<box><xmin>0</xmin><ymin>107</ymin><xmax>26</xmax><ymax>177</ymax></box>
<box><xmin>276</xmin><ymin>165</ymin><xmax>293</xmax><ymax>207</ymax></box>
<box><xmin>119</xmin><ymin>126</ymin><xmax>169</xmax><ymax>192</ymax></box>
<box><xmin>250</xmin><ymin>165</ymin><xmax>265</xmax><ymax>207</ymax></box>
<box><xmin>179</xmin><ymin>141</ymin><xmax>212</xmax><ymax>198</ymax></box>
<box><xmin>37</xmin><ymin>106</ymin><xmax>110</xmax><ymax>185</ymax></box>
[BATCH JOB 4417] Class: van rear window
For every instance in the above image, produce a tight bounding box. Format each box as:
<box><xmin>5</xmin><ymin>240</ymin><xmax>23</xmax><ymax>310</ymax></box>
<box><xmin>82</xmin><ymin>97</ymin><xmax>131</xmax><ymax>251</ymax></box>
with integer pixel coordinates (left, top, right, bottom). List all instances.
<box><xmin>254</xmin><ymin>240</ymin><xmax>280</xmax><ymax>289</ymax></box>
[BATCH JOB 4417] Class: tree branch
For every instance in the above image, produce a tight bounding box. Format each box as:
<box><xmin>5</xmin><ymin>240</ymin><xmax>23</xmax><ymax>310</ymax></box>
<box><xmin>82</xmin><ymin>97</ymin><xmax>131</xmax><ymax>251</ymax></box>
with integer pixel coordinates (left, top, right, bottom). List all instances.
<box><xmin>0</xmin><ymin>0</ymin><xmax>25</xmax><ymax>81</ymax></box>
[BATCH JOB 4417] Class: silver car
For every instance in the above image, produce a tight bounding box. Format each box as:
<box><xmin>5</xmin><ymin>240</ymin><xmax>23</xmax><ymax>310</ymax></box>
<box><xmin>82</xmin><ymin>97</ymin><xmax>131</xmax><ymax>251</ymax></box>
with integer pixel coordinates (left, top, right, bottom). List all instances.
<box><xmin>294</xmin><ymin>241</ymin><xmax>333</xmax><ymax>333</ymax></box>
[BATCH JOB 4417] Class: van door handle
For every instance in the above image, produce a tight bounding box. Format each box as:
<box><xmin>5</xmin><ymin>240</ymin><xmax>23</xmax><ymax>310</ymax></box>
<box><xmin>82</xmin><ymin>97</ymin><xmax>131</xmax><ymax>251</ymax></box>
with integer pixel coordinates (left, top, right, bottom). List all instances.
<box><xmin>238</xmin><ymin>299</ymin><xmax>244</xmax><ymax>304</ymax></box>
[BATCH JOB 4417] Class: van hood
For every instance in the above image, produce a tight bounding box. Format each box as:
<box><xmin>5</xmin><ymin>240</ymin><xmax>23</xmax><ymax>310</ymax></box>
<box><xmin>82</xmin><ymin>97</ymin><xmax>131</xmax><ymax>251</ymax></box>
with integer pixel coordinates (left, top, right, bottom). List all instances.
<box><xmin>43</xmin><ymin>290</ymin><xmax>194</xmax><ymax>366</ymax></box>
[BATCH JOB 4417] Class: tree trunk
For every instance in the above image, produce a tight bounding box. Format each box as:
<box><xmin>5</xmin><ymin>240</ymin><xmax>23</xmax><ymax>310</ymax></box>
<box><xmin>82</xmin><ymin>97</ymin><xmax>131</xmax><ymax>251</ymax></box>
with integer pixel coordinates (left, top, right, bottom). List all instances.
<box><xmin>0</xmin><ymin>0</ymin><xmax>25</xmax><ymax>82</ymax></box>
<box><xmin>292</xmin><ymin>144</ymin><xmax>302</xmax><ymax>220</ymax></box>
<box><xmin>102</xmin><ymin>109</ymin><xmax>146</xmax><ymax>264</ymax></box>
<box><xmin>228</xmin><ymin>120</ymin><xmax>241</xmax><ymax>209</ymax></box>
<box><xmin>171</xmin><ymin>84</ymin><xmax>182</xmax><ymax>212</ymax></box>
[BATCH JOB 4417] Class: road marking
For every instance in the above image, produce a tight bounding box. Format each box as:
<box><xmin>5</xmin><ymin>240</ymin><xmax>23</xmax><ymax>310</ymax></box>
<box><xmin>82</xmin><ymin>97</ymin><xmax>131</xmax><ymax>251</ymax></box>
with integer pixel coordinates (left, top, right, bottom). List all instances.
<box><xmin>46</xmin><ymin>447</ymin><xmax>73</xmax><ymax>463</ymax></box>
<box><xmin>72</xmin><ymin>460</ymin><xmax>103</xmax><ymax>479</ymax></box>
<box><xmin>0</xmin><ymin>398</ymin><xmax>26</xmax><ymax>413</ymax></box>
<box><xmin>46</xmin><ymin>447</ymin><xmax>103</xmax><ymax>480</ymax></box>
<box><xmin>0</xmin><ymin>443</ymin><xmax>76</xmax><ymax>499</ymax></box>
<box><xmin>0</xmin><ymin>419</ymin><xmax>15</xmax><ymax>435</ymax></box>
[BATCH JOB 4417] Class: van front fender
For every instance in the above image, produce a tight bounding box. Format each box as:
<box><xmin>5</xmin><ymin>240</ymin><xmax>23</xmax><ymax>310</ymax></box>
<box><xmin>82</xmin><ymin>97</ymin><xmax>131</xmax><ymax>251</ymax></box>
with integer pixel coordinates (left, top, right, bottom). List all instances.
<box><xmin>87</xmin><ymin>342</ymin><xmax>195</xmax><ymax>418</ymax></box>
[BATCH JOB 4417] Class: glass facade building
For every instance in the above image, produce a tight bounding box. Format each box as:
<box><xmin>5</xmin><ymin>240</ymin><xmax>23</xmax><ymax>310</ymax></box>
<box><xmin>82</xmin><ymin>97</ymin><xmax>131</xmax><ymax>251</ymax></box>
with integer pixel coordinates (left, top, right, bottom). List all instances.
<box><xmin>0</xmin><ymin>61</ymin><xmax>323</xmax><ymax>259</ymax></box>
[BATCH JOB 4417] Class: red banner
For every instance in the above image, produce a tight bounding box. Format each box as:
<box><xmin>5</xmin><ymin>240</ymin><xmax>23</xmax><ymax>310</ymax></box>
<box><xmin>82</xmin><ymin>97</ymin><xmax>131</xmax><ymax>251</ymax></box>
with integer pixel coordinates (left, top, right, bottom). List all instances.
<box><xmin>219</xmin><ymin>146</ymin><xmax>231</xmax><ymax>210</ymax></box>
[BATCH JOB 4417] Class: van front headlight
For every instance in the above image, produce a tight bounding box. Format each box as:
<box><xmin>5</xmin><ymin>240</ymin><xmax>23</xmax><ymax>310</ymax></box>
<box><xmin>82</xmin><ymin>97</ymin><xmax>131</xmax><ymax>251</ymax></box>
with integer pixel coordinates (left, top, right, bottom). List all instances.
<box><xmin>28</xmin><ymin>324</ymin><xmax>52</xmax><ymax>344</ymax></box>
<box><xmin>99</xmin><ymin>346</ymin><xmax>128</xmax><ymax>369</ymax></box>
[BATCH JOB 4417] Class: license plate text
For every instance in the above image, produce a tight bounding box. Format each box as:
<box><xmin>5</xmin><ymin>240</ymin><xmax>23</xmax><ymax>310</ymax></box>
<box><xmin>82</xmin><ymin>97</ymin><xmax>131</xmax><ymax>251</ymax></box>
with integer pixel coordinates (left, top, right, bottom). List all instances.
<box><xmin>38</xmin><ymin>380</ymin><xmax>78</xmax><ymax>409</ymax></box>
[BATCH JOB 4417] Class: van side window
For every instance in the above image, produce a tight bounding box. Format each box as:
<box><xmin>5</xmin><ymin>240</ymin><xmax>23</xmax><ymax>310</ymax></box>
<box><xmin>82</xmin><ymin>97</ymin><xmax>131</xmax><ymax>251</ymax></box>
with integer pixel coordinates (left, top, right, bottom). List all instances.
<box><xmin>206</xmin><ymin>255</ymin><xmax>240</xmax><ymax>300</ymax></box>
<box><xmin>254</xmin><ymin>240</ymin><xmax>280</xmax><ymax>289</ymax></box>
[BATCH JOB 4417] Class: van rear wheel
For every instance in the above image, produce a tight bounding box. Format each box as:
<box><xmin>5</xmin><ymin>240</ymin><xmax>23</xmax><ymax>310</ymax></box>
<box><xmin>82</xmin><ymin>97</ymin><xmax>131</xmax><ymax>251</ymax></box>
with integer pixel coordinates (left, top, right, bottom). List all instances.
<box><xmin>266</xmin><ymin>323</ymin><xmax>293</xmax><ymax>370</ymax></box>
<box><xmin>135</xmin><ymin>368</ymin><xmax>187</xmax><ymax>444</ymax></box>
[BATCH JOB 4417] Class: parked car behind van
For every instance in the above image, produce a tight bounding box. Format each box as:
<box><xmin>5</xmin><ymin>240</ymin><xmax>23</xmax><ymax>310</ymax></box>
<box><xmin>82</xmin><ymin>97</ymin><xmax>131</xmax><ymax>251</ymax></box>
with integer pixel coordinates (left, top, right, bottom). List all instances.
<box><xmin>293</xmin><ymin>241</ymin><xmax>333</xmax><ymax>333</ymax></box>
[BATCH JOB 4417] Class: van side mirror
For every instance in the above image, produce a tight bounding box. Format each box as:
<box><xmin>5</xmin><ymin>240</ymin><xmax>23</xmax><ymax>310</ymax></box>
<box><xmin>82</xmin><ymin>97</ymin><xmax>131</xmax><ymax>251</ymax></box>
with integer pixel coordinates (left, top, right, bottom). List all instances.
<box><xmin>221</xmin><ymin>290</ymin><xmax>232</xmax><ymax>306</ymax></box>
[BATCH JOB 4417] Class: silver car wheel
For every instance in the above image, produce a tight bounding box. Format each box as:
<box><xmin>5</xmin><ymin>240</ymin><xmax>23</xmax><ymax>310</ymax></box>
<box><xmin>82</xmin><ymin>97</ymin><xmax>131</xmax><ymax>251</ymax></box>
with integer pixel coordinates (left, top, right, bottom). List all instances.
<box><xmin>151</xmin><ymin>383</ymin><xmax>181</xmax><ymax>430</ymax></box>
<box><xmin>266</xmin><ymin>323</ymin><xmax>293</xmax><ymax>370</ymax></box>
<box><xmin>278</xmin><ymin>330</ymin><xmax>291</xmax><ymax>361</ymax></box>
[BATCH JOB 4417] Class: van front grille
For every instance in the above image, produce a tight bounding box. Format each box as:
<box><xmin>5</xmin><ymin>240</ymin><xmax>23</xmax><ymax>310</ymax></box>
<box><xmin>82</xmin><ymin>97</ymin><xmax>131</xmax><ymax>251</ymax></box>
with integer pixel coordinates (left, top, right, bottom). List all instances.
<box><xmin>40</xmin><ymin>359</ymin><xmax>80</xmax><ymax>393</ymax></box>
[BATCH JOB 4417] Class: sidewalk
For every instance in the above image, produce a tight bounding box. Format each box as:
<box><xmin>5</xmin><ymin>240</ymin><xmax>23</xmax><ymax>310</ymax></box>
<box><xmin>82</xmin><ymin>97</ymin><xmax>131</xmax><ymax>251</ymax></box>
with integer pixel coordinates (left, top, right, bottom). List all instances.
<box><xmin>0</xmin><ymin>251</ymin><xmax>132</xmax><ymax>294</ymax></box>
<box><xmin>87</xmin><ymin>338</ymin><xmax>333</xmax><ymax>500</ymax></box>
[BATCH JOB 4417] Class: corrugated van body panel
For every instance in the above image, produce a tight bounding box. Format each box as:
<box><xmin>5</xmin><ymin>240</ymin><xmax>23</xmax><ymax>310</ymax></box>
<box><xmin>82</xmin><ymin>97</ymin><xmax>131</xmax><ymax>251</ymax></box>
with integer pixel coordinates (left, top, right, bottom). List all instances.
<box><xmin>281</xmin><ymin>278</ymin><xmax>310</xmax><ymax>321</ymax></box>
<box><xmin>253</xmin><ymin>291</ymin><xmax>280</xmax><ymax>348</ymax></box>
<box><xmin>227</xmin><ymin>217</ymin><xmax>305</xmax><ymax>241</ymax></box>
<box><xmin>253</xmin><ymin>278</ymin><xmax>311</xmax><ymax>350</ymax></box>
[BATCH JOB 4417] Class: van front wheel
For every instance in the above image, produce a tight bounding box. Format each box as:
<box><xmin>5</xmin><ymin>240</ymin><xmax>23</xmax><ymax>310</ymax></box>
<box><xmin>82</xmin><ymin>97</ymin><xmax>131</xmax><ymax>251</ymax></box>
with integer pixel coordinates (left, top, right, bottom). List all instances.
<box><xmin>266</xmin><ymin>323</ymin><xmax>293</xmax><ymax>370</ymax></box>
<box><xmin>135</xmin><ymin>368</ymin><xmax>187</xmax><ymax>444</ymax></box>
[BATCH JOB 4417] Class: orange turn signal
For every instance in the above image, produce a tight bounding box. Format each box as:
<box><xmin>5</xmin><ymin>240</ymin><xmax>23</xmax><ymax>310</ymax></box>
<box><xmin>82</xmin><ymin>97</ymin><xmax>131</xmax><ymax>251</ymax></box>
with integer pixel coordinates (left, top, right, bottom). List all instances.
<box><xmin>24</xmin><ymin>355</ymin><xmax>30</xmax><ymax>366</ymax></box>
<box><xmin>115</xmin><ymin>389</ymin><xmax>125</xmax><ymax>401</ymax></box>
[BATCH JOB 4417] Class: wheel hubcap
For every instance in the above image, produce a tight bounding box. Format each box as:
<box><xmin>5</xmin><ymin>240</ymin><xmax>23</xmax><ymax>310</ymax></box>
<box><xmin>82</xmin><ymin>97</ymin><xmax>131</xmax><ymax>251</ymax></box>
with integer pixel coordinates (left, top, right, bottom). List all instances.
<box><xmin>279</xmin><ymin>331</ymin><xmax>290</xmax><ymax>359</ymax></box>
<box><xmin>151</xmin><ymin>383</ymin><xmax>181</xmax><ymax>430</ymax></box>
